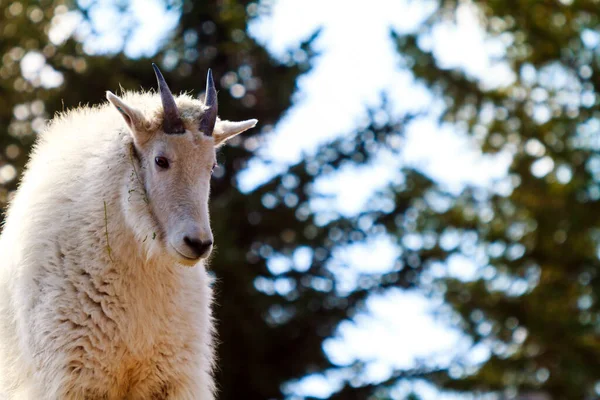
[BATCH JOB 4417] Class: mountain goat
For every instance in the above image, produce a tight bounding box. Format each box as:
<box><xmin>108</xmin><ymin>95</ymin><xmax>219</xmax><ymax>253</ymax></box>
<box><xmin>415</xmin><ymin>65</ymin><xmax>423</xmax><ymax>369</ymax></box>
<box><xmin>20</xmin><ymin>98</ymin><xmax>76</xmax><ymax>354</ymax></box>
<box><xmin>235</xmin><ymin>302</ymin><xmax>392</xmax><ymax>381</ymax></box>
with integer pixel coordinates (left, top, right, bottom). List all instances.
<box><xmin>0</xmin><ymin>64</ymin><xmax>257</xmax><ymax>399</ymax></box>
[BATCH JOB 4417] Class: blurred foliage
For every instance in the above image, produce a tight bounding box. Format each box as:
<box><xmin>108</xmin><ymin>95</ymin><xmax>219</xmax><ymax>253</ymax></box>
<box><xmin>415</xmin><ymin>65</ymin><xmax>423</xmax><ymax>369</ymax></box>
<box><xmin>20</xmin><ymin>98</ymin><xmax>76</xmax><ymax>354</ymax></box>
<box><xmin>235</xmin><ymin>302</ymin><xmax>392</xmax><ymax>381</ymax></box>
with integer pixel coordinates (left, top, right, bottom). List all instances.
<box><xmin>389</xmin><ymin>0</ymin><xmax>600</xmax><ymax>399</ymax></box>
<box><xmin>4</xmin><ymin>0</ymin><xmax>600</xmax><ymax>399</ymax></box>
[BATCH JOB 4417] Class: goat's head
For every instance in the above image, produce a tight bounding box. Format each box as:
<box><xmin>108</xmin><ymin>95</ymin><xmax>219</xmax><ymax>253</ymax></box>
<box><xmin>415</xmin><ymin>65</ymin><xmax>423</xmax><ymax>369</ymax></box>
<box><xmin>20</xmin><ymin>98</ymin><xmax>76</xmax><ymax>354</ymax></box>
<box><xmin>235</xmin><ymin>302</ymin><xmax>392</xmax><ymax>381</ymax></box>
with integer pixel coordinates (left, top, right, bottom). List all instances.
<box><xmin>106</xmin><ymin>64</ymin><xmax>257</xmax><ymax>265</ymax></box>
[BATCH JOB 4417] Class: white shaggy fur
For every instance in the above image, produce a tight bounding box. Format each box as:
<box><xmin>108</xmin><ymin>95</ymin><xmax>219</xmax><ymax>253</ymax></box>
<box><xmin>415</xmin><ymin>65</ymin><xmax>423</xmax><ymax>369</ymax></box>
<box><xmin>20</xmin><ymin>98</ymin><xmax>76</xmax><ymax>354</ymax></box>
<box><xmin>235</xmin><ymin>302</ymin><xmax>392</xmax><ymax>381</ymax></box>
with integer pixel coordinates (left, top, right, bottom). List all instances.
<box><xmin>0</xmin><ymin>89</ymin><xmax>256</xmax><ymax>399</ymax></box>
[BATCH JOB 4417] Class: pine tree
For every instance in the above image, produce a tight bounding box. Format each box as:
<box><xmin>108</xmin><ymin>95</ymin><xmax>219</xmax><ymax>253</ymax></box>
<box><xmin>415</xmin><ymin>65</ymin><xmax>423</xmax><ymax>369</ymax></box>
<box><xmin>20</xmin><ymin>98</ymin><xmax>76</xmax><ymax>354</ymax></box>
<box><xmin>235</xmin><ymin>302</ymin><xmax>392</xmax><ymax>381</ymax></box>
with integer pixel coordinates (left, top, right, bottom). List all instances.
<box><xmin>388</xmin><ymin>0</ymin><xmax>600</xmax><ymax>398</ymax></box>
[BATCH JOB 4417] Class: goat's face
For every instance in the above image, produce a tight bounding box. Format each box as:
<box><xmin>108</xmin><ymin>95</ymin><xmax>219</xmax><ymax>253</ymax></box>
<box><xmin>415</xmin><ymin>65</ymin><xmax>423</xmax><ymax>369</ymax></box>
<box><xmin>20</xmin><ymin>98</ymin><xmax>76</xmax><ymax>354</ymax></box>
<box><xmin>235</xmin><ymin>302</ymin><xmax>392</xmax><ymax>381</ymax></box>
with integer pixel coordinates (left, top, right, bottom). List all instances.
<box><xmin>138</xmin><ymin>130</ymin><xmax>216</xmax><ymax>264</ymax></box>
<box><xmin>107</xmin><ymin>65</ymin><xmax>257</xmax><ymax>266</ymax></box>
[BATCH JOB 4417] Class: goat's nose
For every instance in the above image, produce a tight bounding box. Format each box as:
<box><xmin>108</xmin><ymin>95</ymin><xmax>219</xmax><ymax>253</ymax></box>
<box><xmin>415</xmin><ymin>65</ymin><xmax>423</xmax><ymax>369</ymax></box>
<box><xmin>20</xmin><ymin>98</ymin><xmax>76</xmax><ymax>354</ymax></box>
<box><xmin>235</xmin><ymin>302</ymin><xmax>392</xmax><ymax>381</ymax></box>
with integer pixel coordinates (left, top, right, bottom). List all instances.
<box><xmin>183</xmin><ymin>237</ymin><xmax>213</xmax><ymax>259</ymax></box>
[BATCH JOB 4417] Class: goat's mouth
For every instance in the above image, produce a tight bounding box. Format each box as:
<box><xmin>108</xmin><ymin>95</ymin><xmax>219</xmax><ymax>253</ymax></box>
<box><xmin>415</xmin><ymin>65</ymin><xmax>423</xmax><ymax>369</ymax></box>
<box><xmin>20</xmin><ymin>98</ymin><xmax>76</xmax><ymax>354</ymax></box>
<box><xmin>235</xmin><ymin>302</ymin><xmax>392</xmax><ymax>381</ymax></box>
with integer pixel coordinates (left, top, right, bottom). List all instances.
<box><xmin>171</xmin><ymin>245</ymin><xmax>202</xmax><ymax>266</ymax></box>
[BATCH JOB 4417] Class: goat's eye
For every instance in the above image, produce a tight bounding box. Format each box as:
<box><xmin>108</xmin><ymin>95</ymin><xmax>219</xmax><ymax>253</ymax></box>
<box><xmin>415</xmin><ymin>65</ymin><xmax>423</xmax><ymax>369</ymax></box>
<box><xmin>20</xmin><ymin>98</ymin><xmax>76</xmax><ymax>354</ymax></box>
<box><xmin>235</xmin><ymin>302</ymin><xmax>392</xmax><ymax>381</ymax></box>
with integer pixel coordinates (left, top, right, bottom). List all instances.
<box><xmin>211</xmin><ymin>163</ymin><xmax>217</xmax><ymax>174</ymax></box>
<box><xmin>155</xmin><ymin>156</ymin><xmax>170</xmax><ymax>169</ymax></box>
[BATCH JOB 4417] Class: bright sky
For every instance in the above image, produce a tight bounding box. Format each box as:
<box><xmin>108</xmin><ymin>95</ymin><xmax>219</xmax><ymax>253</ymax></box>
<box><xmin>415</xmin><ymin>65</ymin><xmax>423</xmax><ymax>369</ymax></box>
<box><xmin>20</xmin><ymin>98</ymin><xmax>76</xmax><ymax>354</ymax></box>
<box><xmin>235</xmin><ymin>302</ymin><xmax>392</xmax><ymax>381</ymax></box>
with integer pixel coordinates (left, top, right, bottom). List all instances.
<box><xmin>40</xmin><ymin>0</ymin><xmax>513</xmax><ymax>398</ymax></box>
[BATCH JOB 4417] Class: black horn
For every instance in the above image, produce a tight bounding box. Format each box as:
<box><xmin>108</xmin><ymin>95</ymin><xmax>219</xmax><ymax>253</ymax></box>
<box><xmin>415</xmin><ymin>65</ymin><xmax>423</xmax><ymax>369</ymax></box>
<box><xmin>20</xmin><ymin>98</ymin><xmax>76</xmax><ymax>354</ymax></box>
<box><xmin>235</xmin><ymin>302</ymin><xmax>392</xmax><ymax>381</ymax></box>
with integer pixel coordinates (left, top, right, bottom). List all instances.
<box><xmin>200</xmin><ymin>69</ymin><xmax>218</xmax><ymax>136</ymax></box>
<box><xmin>152</xmin><ymin>63</ymin><xmax>185</xmax><ymax>134</ymax></box>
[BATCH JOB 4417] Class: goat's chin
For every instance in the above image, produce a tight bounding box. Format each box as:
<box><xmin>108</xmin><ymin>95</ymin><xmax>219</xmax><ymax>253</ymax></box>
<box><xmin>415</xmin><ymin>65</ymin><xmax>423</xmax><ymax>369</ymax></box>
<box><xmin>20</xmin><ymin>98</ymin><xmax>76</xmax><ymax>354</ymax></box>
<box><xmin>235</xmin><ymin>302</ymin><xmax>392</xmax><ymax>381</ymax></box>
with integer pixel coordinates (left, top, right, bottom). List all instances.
<box><xmin>178</xmin><ymin>258</ymin><xmax>200</xmax><ymax>267</ymax></box>
<box><xmin>176</xmin><ymin>254</ymin><xmax>200</xmax><ymax>267</ymax></box>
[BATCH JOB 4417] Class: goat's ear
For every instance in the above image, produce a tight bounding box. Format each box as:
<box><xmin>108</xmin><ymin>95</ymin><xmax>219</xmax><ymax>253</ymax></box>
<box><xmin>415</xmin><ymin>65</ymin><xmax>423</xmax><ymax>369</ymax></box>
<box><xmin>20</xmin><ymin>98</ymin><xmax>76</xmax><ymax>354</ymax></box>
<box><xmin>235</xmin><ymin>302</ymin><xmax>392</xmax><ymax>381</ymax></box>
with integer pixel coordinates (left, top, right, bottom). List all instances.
<box><xmin>106</xmin><ymin>91</ymin><xmax>147</xmax><ymax>135</ymax></box>
<box><xmin>213</xmin><ymin>119</ymin><xmax>258</xmax><ymax>146</ymax></box>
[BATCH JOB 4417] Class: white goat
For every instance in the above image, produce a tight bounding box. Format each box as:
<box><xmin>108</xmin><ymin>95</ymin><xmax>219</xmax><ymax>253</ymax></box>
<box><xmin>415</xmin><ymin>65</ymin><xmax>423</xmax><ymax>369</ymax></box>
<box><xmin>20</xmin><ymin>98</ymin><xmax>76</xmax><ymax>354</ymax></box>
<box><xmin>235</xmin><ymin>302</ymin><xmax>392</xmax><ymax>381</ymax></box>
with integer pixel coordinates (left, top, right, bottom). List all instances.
<box><xmin>0</xmin><ymin>64</ymin><xmax>257</xmax><ymax>399</ymax></box>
